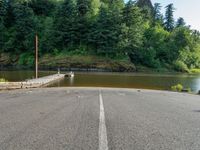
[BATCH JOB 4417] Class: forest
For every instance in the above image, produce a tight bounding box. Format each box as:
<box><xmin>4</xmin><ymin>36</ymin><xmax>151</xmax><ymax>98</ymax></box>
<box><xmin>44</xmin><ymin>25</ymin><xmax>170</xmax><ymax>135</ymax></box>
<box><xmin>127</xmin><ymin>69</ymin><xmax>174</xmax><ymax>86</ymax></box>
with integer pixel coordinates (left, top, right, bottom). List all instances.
<box><xmin>0</xmin><ymin>0</ymin><xmax>200</xmax><ymax>72</ymax></box>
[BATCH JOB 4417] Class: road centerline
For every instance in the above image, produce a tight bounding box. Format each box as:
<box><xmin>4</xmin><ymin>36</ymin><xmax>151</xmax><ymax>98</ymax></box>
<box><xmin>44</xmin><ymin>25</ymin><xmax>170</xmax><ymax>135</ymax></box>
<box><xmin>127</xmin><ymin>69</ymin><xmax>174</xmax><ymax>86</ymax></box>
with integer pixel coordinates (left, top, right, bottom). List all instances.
<box><xmin>99</xmin><ymin>90</ymin><xmax>108</xmax><ymax>150</ymax></box>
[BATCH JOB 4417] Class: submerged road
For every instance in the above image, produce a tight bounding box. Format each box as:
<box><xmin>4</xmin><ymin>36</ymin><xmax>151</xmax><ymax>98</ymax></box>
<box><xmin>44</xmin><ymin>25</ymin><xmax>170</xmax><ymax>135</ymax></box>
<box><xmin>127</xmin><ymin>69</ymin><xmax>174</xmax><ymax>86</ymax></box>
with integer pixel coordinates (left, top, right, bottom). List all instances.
<box><xmin>0</xmin><ymin>87</ymin><xmax>200</xmax><ymax>150</ymax></box>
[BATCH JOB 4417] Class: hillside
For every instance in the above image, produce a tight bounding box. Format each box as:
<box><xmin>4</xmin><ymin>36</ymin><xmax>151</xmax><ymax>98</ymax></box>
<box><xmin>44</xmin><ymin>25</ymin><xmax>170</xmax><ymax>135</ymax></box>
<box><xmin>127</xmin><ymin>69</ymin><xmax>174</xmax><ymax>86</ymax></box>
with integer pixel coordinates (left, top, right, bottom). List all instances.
<box><xmin>0</xmin><ymin>0</ymin><xmax>200</xmax><ymax>72</ymax></box>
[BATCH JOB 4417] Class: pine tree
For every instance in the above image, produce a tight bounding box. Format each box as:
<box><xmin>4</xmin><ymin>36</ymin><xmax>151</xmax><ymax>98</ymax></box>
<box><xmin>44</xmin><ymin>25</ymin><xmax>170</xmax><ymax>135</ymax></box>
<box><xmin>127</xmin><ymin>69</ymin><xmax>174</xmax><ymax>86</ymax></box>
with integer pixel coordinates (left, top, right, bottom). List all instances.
<box><xmin>75</xmin><ymin>0</ymin><xmax>92</xmax><ymax>47</ymax></box>
<box><xmin>0</xmin><ymin>0</ymin><xmax>7</xmax><ymax>27</ymax></box>
<box><xmin>153</xmin><ymin>3</ymin><xmax>163</xmax><ymax>25</ymax></box>
<box><xmin>164</xmin><ymin>3</ymin><xmax>175</xmax><ymax>31</ymax></box>
<box><xmin>121</xmin><ymin>0</ymin><xmax>144</xmax><ymax>59</ymax></box>
<box><xmin>54</xmin><ymin>0</ymin><xmax>76</xmax><ymax>50</ymax></box>
<box><xmin>77</xmin><ymin>0</ymin><xmax>90</xmax><ymax>17</ymax></box>
<box><xmin>4</xmin><ymin>0</ymin><xmax>14</xmax><ymax>28</ymax></box>
<box><xmin>29</xmin><ymin>0</ymin><xmax>56</xmax><ymax>16</ymax></box>
<box><xmin>176</xmin><ymin>17</ymin><xmax>186</xmax><ymax>28</ymax></box>
<box><xmin>0</xmin><ymin>0</ymin><xmax>7</xmax><ymax>52</ymax></box>
<box><xmin>0</xmin><ymin>0</ymin><xmax>7</xmax><ymax>17</ymax></box>
<box><xmin>91</xmin><ymin>5</ymin><xmax>122</xmax><ymax>56</ymax></box>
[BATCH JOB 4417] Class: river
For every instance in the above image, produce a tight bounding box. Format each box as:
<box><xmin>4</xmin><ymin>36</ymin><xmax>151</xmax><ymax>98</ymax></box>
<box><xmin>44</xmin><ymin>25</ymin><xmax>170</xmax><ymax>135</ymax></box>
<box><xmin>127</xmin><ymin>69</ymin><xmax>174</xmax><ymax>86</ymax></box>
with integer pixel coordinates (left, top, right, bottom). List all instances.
<box><xmin>0</xmin><ymin>70</ymin><xmax>200</xmax><ymax>92</ymax></box>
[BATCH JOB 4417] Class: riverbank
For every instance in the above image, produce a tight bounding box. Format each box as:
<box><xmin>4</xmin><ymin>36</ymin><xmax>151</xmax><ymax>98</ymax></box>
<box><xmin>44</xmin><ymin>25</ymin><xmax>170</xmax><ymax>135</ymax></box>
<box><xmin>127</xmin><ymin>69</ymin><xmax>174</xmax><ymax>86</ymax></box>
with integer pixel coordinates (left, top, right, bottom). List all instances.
<box><xmin>0</xmin><ymin>53</ymin><xmax>136</xmax><ymax>72</ymax></box>
<box><xmin>1</xmin><ymin>53</ymin><xmax>200</xmax><ymax>73</ymax></box>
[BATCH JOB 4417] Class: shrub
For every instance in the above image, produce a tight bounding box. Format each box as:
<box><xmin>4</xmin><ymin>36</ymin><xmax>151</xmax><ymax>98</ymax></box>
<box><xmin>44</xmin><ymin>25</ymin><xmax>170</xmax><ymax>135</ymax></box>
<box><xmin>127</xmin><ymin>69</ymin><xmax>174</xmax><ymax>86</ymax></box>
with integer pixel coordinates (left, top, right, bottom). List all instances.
<box><xmin>190</xmin><ymin>69</ymin><xmax>200</xmax><ymax>74</ymax></box>
<box><xmin>171</xmin><ymin>84</ymin><xmax>183</xmax><ymax>92</ymax></box>
<box><xmin>18</xmin><ymin>53</ymin><xmax>34</xmax><ymax>66</ymax></box>
<box><xmin>52</xmin><ymin>48</ymin><xmax>59</xmax><ymax>55</ymax></box>
<box><xmin>173</xmin><ymin>60</ymin><xmax>189</xmax><ymax>72</ymax></box>
<box><xmin>0</xmin><ymin>78</ymin><xmax>7</xmax><ymax>82</ymax></box>
<box><xmin>185</xmin><ymin>88</ymin><xmax>191</xmax><ymax>93</ymax></box>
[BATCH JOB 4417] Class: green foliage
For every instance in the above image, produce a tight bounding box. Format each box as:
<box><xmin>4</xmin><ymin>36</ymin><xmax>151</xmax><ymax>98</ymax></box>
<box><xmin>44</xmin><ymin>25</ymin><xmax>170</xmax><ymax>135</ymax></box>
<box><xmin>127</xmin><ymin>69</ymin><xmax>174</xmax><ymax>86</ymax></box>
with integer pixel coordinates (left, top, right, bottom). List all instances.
<box><xmin>0</xmin><ymin>78</ymin><xmax>7</xmax><ymax>82</ymax></box>
<box><xmin>178</xmin><ymin>47</ymin><xmax>200</xmax><ymax>69</ymax></box>
<box><xmin>77</xmin><ymin>0</ymin><xmax>90</xmax><ymax>16</ymax></box>
<box><xmin>39</xmin><ymin>17</ymin><xmax>55</xmax><ymax>53</ymax></box>
<box><xmin>190</xmin><ymin>69</ymin><xmax>200</xmax><ymax>74</ymax></box>
<box><xmin>137</xmin><ymin>0</ymin><xmax>154</xmax><ymax>10</ymax></box>
<box><xmin>40</xmin><ymin>53</ymin><xmax>136</xmax><ymax>72</ymax></box>
<box><xmin>132</xmin><ymin>25</ymin><xmax>170</xmax><ymax>67</ymax></box>
<box><xmin>0</xmin><ymin>0</ymin><xmax>7</xmax><ymax>17</ymax></box>
<box><xmin>164</xmin><ymin>3</ymin><xmax>175</xmax><ymax>31</ymax></box>
<box><xmin>171</xmin><ymin>84</ymin><xmax>183</xmax><ymax>92</ymax></box>
<box><xmin>4</xmin><ymin>2</ymin><xmax>36</xmax><ymax>54</ymax></box>
<box><xmin>90</xmin><ymin>5</ymin><xmax>122</xmax><ymax>57</ymax></box>
<box><xmin>0</xmin><ymin>0</ymin><xmax>7</xmax><ymax>51</ymax></box>
<box><xmin>90</xmin><ymin>0</ymin><xmax>100</xmax><ymax>16</ymax></box>
<box><xmin>176</xmin><ymin>17</ymin><xmax>186</xmax><ymax>28</ymax></box>
<box><xmin>18</xmin><ymin>52</ymin><xmax>34</xmax><ymax>66</ymax></box>
<box><xmin>121</xmin><ymin>1</ymin><xmax>145</xmax><ymax>60</ymax></box>
<box><xmin>172</xmin><ymin>28</ymin><xmax>200</xmax><ymax>70</ymax></box>
<box><xmin>0</xmin><ymin>0</ymin><xmax>200</xmax><ymax>73</ymax></box>
<box><xmin>137</xmin><ymin>0</ymin><xmax>154</xmax><ymax>21</ymax></box>
<box><xmin>173</xmin><ymin>60</ymin><xmax>189</xmax><ymax>72</ymax></box>
<box><xmin>62</xmin><ymin>46</ymin><xmax>89</xmax><ymax>56</ymax></box>
<box><xmin>153</xmin><ymin>3</ymin><xmax>163</xmax><ymax>25</ymax></box>
<box><xmin>141</xmin><ymin>47</ymin><xmax>161</xmax><ymax>68</ymax></box>
<box><xmin>186</xmin><ymin>88</ymin><xmax>191</xmax><ymax>93</ymax></box>
<box><xmin>29</xmin><ymin>0</ymin><xmax>56</xmax><ymax>16</ymax></box>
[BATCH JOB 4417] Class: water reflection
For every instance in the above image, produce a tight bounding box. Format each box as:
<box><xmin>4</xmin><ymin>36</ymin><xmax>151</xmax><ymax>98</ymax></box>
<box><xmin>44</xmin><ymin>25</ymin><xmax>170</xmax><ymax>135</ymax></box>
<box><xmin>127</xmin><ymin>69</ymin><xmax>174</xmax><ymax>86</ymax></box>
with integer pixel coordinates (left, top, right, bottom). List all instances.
<box><xmin>69</xmin><ymin>76</ymin><xmax>74</xmax><ymax>86</ymax></box>
<box><xmin>50</xmin><ymin>72</ymin><xmax>200</xmax><ymax>92</ymax></box>
<box><xmin>1</xmin><ymin>71</ymin><xmax>200</xmax><ymax>92</ymax></box>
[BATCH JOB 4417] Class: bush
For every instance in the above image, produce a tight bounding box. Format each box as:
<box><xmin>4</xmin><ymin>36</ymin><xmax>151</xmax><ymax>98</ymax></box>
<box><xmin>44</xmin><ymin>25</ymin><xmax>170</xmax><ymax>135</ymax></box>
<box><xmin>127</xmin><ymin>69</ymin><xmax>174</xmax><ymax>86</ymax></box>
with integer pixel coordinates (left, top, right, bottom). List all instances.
<box><xmin>171</xmin><ymin>84</ymin><xmax>183</xmax><ymax>92</ymax></box>
<box><xmin>190</xmin><ymin>69</ymin><xmax>200</xmax><ymax>74</ymax></box>
<box><xmin>18</xmin><ymin>53</ymin><xmax>34</xmax><ymax>66</ymax></box>
<box><xmin>173</xmin><ymin>60</ymin><xmax>189</xmax><ymax>72</ymax></box>
<box><xmin>185</xmin><ymin>88</ymin><xmax>191</xmax><ymax>93</ymax></box>
<box><xmin>0</xmin><ymin>78</ymin><xmax>7</xmax><ymax>82</ymax></box>
<box><xmin>140</xmin><ymin>48</ymin><xmax>161</xmax><ymax>68</ymax></box>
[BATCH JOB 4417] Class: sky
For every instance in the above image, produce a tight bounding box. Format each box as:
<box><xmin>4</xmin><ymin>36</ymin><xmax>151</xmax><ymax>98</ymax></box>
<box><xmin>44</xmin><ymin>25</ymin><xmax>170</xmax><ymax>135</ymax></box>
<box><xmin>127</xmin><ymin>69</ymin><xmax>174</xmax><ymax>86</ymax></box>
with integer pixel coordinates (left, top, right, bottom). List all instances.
<box><xmin>125</xmin><ymin>0</ymin><xmax>200</xmax><ymax>31</ymax></box>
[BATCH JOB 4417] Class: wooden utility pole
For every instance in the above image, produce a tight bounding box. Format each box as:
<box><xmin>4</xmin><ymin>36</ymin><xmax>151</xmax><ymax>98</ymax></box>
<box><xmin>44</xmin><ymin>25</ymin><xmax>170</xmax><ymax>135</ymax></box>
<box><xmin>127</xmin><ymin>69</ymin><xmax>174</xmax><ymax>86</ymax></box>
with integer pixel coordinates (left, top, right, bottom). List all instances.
<box><xmin>35</xmin><ymin>33</ymin><xmax>38</xmax><ymax>79</ymax></box>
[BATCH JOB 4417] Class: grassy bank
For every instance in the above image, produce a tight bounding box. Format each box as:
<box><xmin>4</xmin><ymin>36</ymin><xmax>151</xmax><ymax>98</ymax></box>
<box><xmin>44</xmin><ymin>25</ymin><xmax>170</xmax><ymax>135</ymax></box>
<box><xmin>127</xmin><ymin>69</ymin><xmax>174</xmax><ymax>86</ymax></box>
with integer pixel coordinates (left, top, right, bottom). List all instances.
<box><xmin>1</xmin><ymin>52</ymin><xmax>200</xmax><ymax>73</ymax></box>
<box><xmin>0</xmin><ymin>53</ymin><xmax>136</xmax><ymax>72</ymax></box>
<box><xmin>39</xmin><ymin>54</ymin><xmax>136</xmax><ymax>72</ymax></box>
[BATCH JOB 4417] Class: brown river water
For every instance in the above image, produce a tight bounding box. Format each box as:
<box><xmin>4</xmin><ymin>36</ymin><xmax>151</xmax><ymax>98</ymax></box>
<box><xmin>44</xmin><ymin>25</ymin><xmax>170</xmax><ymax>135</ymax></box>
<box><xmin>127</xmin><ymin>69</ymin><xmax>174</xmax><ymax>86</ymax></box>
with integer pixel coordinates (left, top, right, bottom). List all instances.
<box><xmin>0</xmin><ymin>71</ymin><xmax>200</xmax><ymax>92</ymax></box>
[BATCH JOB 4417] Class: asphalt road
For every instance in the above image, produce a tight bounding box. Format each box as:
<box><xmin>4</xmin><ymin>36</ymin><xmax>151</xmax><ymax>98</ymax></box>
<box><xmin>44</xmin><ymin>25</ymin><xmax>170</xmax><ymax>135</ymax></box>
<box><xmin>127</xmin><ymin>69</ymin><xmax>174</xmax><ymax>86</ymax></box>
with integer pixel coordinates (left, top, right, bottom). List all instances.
<box><xmin>0</xmin><ymin>87</ymin><xmax>200</xmax><ymax>150</ymax></box>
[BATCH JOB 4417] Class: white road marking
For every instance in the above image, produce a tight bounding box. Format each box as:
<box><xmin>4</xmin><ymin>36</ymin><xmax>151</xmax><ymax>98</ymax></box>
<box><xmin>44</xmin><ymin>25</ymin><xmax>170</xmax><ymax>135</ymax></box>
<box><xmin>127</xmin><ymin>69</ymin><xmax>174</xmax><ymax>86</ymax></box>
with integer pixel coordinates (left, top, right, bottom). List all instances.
<box><xmin>99</xmin><ymin>90</ymin><xmax>108</xmax><ymax>150</ymax></box>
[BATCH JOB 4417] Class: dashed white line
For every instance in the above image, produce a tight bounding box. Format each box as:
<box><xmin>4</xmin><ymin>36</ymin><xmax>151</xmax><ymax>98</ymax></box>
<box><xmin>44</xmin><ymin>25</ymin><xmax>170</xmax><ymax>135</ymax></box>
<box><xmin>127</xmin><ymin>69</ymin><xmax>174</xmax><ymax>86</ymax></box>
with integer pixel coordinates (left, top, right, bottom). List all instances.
<box><xmin>99</xmin><ymin>90</ymin><xmax>108</xmax><ymax>150</ymax></box>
